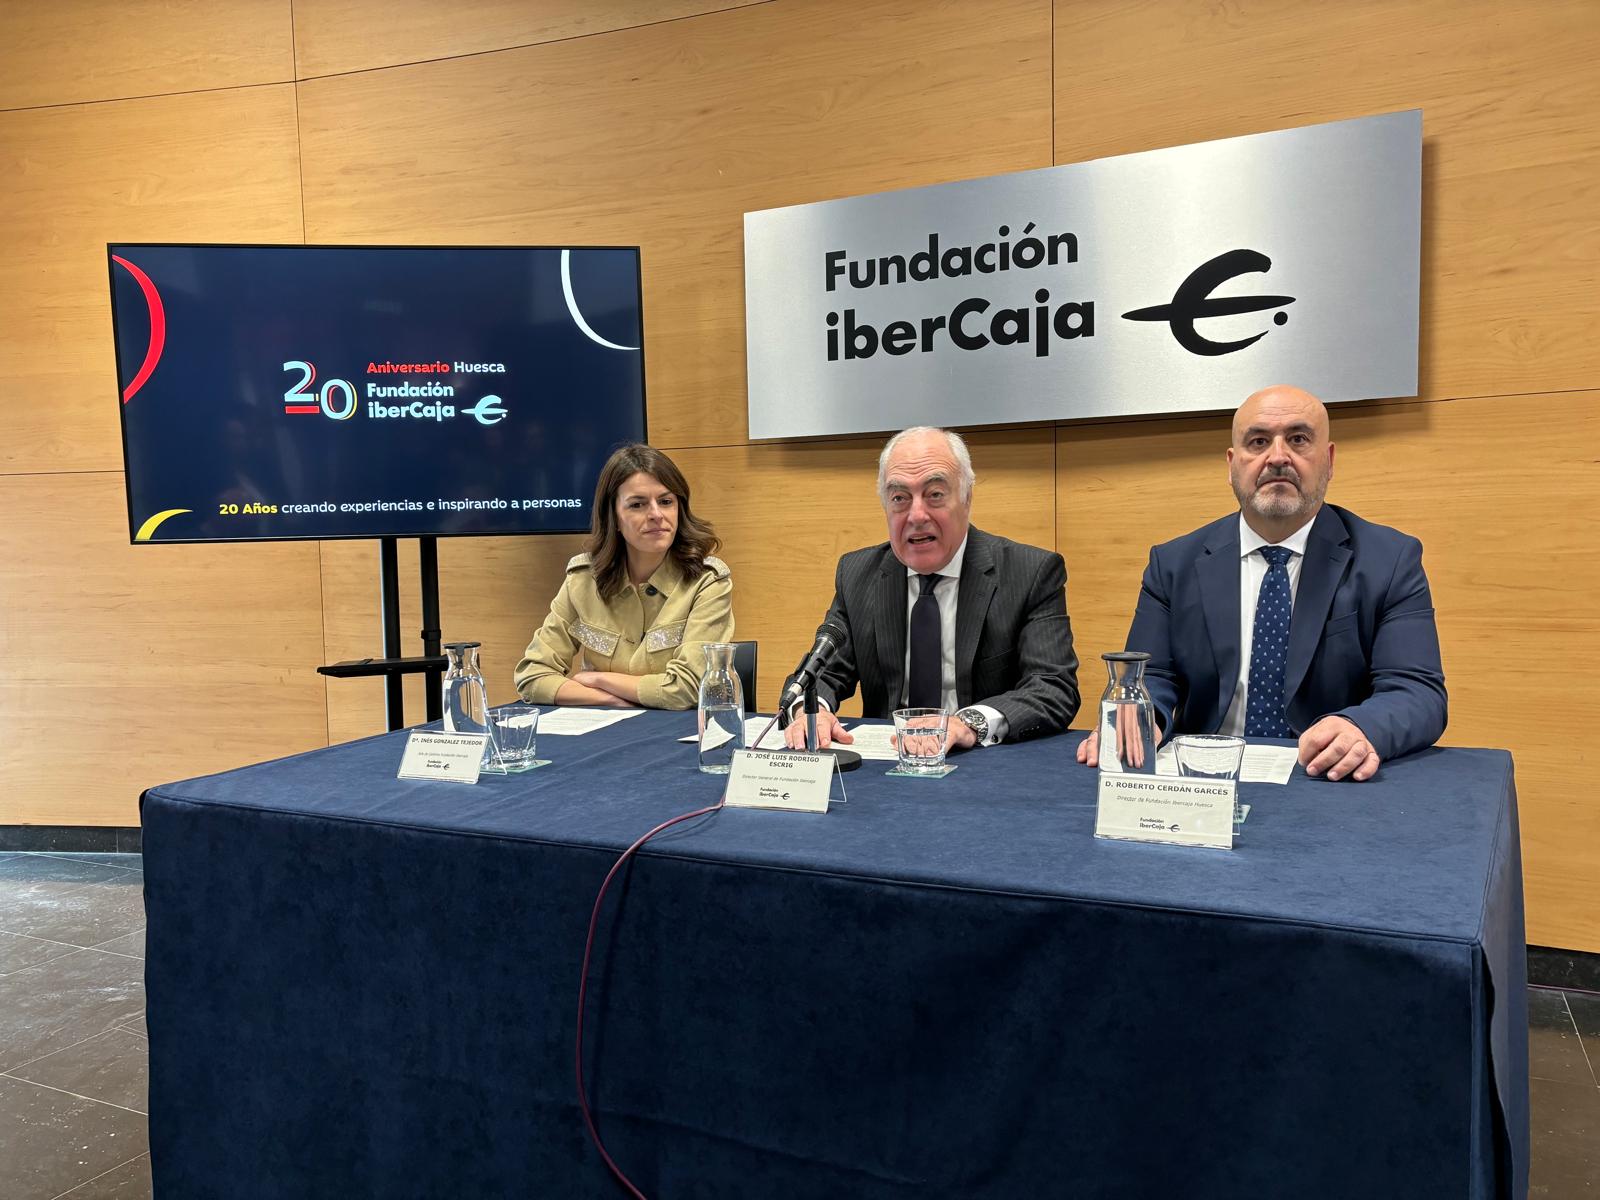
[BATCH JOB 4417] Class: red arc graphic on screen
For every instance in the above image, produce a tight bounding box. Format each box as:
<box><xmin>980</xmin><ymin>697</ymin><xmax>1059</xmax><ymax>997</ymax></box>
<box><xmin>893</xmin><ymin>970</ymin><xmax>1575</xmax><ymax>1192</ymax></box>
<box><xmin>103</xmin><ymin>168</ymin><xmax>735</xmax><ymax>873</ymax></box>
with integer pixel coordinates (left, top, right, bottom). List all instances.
<box><xmin>111</xmin><ymin>255</ymin><xmax>166</xmax><ymax>403</ymax></box>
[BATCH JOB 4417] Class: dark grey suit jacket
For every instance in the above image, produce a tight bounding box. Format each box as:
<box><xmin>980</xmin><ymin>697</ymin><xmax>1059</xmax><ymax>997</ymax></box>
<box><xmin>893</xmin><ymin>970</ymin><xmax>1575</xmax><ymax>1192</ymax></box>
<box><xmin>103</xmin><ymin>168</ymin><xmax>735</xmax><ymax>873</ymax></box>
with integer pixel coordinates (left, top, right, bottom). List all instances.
<box><xmin>785</xmin><ymin>527</ymin><xmax>1080</xmax><ymax>741</ymax></box>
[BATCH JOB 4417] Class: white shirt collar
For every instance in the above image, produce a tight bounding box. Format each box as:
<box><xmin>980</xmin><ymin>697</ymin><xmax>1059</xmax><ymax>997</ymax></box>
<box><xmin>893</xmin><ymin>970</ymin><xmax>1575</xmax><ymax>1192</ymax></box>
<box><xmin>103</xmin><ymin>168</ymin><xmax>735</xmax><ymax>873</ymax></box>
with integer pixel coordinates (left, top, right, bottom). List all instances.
<box><xmin>904</xmin><ymin>533</ymin><xmax>968</xmax><ymax>581</ymax></box>
<box><xmin>1237</xmin><ymin>511</ymin><xmax>1315</xmax><ymax>560</ymax></box>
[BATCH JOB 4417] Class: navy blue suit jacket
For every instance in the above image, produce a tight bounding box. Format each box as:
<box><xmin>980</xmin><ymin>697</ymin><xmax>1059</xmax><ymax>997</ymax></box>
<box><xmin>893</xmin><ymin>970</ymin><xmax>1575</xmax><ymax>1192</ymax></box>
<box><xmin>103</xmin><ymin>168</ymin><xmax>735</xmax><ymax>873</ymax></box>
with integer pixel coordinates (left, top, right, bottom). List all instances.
<box><xmin>1124</xmin><ymin>504</ymin><xmax>1447</xmax><ymax>762</ymax></box>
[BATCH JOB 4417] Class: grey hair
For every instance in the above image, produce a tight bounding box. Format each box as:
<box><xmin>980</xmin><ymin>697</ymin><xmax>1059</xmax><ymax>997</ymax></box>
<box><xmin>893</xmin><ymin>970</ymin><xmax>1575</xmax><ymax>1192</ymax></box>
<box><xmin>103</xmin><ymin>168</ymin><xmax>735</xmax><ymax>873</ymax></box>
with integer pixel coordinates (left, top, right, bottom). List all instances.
<box><xmin>876</xmin><ymin>426</ymin><xmax>975</xmax><ymax>503</ymax></box>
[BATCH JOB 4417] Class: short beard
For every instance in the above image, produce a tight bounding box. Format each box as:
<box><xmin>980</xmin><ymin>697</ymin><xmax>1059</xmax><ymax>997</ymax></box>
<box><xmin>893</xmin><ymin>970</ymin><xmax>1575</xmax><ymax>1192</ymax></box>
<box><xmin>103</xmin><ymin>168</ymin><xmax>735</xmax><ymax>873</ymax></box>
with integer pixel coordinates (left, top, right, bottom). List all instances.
<box><xmin>1249</xmin><ymin>489</ymin><xmax>1308</xmax><ymax>519</ymax></box>
<box><xmin>1233</xmin><ymin>470</ymin><xmax>1325</xmax><ymax>521</ymax></box>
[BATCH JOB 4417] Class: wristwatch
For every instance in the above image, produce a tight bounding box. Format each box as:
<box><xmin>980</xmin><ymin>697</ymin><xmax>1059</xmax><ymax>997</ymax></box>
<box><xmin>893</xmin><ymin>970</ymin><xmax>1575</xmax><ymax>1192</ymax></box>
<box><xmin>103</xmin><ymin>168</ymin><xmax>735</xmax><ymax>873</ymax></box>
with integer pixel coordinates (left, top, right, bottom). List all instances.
<box><xmin>955</xmin><ymin>707</ymin><xmax>991</xmax><ymax>746</ymax></box>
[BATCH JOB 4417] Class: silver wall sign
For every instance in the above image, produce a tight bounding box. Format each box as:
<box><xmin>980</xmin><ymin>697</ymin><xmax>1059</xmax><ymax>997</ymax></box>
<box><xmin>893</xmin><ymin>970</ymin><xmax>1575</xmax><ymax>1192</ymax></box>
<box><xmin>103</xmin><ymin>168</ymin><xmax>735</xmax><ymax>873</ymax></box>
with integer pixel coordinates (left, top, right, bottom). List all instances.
<box><xmin>744</xmin><ymin>111</ymin><xmax>1421</xmax><ymax>440</ymax></box>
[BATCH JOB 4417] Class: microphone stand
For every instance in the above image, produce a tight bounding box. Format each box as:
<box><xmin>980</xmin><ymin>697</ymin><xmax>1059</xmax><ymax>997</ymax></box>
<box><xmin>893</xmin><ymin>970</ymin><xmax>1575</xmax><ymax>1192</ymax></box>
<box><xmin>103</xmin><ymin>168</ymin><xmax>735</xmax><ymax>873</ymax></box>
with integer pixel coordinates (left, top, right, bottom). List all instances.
<box><xmin>804</xmin><ymin>680</ymin><xmax>862</xmax><ymax>773</ymax></box>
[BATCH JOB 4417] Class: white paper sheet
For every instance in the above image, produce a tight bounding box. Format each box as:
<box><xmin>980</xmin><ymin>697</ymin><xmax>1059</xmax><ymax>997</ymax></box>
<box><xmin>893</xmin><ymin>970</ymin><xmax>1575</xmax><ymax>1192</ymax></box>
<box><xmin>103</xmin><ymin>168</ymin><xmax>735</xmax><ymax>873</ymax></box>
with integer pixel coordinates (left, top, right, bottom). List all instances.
<box><xmin>1239</xmin><ymin>744</ymin><xmax>1299</xmax><ymax>784</ymax></box>
<box><xmin>678</xmin><ymin>716</ymin><xmax>788</xmax><ymax>750</ymax></box>
<box><xmin>1153</xmin><ymin>741</ymin><xmax>1298</xmax><ymax>784</ymax></box>
<box><xmin>744</xmin><ymin>717</ymin><xmax>788</xmax><ymax>750</ymax></box>
<box><xmin>838</xmin><ymin>724</ymin><xmax>901</xmax><ymax>762</ymax></box>
<box><xmin>681</xmin><ymin>719</ymin><xmax>901</xmax><ymax>760</ymax></box>
<box><xmin>537</xmin><ymin>707</ymin><xmax>647</xmax><ymax>735</ymax></box>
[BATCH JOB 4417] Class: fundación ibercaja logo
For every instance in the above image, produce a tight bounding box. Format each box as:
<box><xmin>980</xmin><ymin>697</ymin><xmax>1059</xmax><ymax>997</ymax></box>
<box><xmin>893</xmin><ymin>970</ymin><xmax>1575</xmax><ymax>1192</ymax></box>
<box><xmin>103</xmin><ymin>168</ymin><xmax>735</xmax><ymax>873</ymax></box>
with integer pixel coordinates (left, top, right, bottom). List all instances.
<box><xmin>281</xmin><ymin>360</ymin><xmax>509</xmax><ymax>425</ymax></box>
<box><xmin>1121</xmin><ymin>249</ymin><xmax>1297</xmax><ymax>356</ymax></box>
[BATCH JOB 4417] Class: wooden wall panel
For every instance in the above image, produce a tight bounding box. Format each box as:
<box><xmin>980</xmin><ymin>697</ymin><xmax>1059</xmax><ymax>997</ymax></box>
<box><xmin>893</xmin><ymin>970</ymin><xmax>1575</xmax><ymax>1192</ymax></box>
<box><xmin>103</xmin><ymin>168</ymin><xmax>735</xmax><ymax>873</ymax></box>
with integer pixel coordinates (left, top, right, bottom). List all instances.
<box><xmin>1052</xmin><ymin>0</ymin><xmax>1600</xmax><ymax>405</ymax></box>
<box><xmin>294</xmin><ymin>0</ymin><xmax>1054</xmax><ymax>448</ymax></box>
<box><xmin>0</xmin><ymin>473</ymin><xmax>327</xmax><ymax>826</ymax></box>
<box><xmin>0</xmin><ymin>81</ymin><xmax>307</xmax><ymax>829</ymax></box>
<box><xmin>291</xmin><ymin>0</ymin><xmax>762</xmax><ymax>79</ymax></box>
<box><xmin>318</xmin><ymin>538</ymin><xmax>423</xmax><ymax>746</ymax></box>
<box><xmin>0</xmin><ymin>0</ymin><xmax>293</xmax><ymax>109</ymax></box>
<box><xmin>319</xmin><ymin>534</ymin><xmax>583</xmax><ymax>745</ymax></box>
<box><xmin>0</xmin><ymin>86</ymin><xmax>303</xmax><ymax>474</ymax></box>
<box><xmin>1058</xmin><ymin>391</ymin><xmax>1600</xmax><ymax>949</ymax></box>
<box><xmin>1055</xmin><ymin>412</ymin><xmax>1227</xmax><ymax>709</ymax></box>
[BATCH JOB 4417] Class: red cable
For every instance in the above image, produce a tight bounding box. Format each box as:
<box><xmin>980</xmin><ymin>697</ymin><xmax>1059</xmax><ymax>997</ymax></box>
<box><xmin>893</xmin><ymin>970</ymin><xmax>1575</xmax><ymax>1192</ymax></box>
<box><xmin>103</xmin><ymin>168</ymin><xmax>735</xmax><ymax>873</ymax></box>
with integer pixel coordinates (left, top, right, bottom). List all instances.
<box><xmin>575</xmin><ymin>713</ymin><xmax>782</xmax><ymax>1196</ymax></box>
<box><xmin>574</xmin><ymin>798</ymin><xmax>723</xmax><ymax>1199</ymax></box>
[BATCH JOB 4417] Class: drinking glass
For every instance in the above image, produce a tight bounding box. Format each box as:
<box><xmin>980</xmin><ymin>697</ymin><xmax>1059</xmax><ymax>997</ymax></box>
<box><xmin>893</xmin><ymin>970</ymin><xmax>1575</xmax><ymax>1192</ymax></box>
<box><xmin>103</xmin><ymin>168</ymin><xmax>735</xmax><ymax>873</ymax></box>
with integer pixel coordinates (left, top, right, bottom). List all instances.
<box><xmin>485</xmin><ymin>703</ymin><xmax>541</xmax><ymax>773</ymax></box>
<box><xmin>892</xmin><ymin>708</ymin><xmax>951</xmax><ymax>776</ymax></box>
<box><xmin>1174</xmin><ymin>734</ymin><xmax>1246</xmax><ymax>828</ymax></box>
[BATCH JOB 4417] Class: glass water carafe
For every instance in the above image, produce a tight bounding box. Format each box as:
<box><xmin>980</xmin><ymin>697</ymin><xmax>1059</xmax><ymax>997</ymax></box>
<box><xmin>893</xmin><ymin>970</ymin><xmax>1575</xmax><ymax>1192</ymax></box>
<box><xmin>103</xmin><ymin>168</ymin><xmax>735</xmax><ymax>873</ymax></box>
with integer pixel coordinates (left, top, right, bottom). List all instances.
<box><xmin>442</xmin><ymin>642</ymin><xmax>491</xmax><ymax>764</ymax></box>
<box><xmin>1098</xmin><ymin>651</ymin><xmax>1157</xmax><ymax>774</ymax></box>
<box><xmin>697</xmin><ymin>643</ymin><xmax>745</xmax><ymax>774</ymax></box>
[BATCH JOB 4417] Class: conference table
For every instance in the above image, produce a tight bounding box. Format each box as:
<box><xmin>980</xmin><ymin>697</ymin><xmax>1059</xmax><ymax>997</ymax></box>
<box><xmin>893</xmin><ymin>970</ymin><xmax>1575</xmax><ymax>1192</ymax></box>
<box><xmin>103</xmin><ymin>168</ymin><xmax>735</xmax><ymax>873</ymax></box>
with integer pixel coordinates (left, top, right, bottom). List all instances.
<box><xmin>141</xmin><ymin>710</ymin><xmax>1527</xmax><ymax>1199</ymax></box>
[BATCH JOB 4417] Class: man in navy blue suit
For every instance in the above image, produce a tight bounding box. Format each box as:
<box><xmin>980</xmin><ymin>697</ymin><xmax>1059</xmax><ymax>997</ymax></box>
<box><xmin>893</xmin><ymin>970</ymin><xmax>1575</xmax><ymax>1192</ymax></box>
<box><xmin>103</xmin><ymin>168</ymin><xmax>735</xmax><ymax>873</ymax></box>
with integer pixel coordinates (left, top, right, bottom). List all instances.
<box><xmin>1078</xmin><ymin>385</ymin><xmax>1446</xmax><ymax>782</ymax></box>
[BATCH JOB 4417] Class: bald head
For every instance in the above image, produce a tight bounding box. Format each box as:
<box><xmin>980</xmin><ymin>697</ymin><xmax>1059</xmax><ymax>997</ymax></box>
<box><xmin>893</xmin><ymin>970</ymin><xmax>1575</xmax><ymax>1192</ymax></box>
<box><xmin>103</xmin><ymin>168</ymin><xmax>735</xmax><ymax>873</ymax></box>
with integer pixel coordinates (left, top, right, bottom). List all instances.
<box><xmin>1227</xmin><ymin>385</ymin><xmax>1335</xmax><ymax>540</ymax></box>
<box><xmin>1231</xmin><ymin>385</ymin><xmax>1330</xmax><ymax>446</ymax></box>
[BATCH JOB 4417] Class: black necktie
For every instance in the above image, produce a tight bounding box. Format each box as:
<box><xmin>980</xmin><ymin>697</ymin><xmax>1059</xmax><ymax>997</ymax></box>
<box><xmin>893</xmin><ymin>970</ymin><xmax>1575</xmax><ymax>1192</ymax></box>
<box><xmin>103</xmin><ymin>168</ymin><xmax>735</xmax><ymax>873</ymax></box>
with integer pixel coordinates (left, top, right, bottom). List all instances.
<box><xmin>908</xmin><ymin>573</ymin><xmax>942</xmax><ymax>709</ymax></box>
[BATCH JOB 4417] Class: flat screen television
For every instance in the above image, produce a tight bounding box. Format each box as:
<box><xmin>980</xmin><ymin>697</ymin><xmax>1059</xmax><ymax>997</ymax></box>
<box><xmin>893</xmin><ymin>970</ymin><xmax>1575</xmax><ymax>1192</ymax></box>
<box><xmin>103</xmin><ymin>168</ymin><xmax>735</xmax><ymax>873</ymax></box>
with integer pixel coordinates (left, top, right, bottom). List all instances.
<box><xmin>109</xmin><ymin>244</ymin><xmax>647</xmax><ymax>543</ymax></box>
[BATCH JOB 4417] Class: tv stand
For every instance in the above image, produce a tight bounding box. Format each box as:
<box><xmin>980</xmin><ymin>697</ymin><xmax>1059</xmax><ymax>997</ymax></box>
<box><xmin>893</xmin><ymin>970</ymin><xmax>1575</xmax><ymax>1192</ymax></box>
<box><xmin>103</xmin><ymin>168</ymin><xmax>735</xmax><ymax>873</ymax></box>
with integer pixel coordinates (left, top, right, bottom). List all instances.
<box><xmin>317</xmin><ymin>536</ymin><xmax>446</xmax><ymax>732</ymax></box>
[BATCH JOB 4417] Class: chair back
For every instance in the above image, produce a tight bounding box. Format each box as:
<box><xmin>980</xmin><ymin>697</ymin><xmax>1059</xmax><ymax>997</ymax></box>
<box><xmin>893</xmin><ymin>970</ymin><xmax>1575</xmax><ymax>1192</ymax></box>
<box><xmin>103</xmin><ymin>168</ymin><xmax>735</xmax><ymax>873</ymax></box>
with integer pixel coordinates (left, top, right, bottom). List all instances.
<box><xmin>730</xmin><ymin>640</ymin><xmax>758</xmax><ymax>710</ymax></box>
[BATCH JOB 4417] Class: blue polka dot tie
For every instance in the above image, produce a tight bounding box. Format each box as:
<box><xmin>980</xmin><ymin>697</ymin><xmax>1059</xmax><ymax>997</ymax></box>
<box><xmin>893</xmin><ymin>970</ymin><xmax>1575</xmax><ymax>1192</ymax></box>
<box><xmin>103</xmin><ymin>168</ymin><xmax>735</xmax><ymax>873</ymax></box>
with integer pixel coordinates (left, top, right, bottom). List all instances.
<box><xmin>1245</xmin><ymin>546</ymin><xmax>1295</xmax><ymax>738</ymax></box>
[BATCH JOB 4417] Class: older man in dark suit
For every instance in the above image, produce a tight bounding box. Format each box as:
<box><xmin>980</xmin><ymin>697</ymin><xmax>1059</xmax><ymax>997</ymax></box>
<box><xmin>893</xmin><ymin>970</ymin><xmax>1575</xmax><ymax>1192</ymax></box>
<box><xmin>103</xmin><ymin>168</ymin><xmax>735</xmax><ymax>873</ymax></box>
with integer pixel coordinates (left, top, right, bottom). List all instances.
<box><xmin>783</xmin><ymin>426</ymin><xmax>1080</xmax><ymax>750</ymax></box>
<box><xmin>1078</xmin><ymin>386</ymin><xmax>1447</xmax><ymax>781</ymax></box>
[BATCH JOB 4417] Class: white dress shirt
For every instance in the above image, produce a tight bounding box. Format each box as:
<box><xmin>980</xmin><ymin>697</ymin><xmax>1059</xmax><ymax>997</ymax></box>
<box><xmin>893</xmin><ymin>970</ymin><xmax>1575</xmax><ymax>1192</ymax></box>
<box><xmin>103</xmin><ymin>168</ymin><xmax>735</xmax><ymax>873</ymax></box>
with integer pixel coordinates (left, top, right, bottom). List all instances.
<box><xmin>1217</xmin><ymin>514</ymin><xmax>1314</xmax><ymax>736</ymax></box>
<box><xmin>901</xmin><ymin>537</ymin><xmax>1006</xmax><ymax>746</ymax></box>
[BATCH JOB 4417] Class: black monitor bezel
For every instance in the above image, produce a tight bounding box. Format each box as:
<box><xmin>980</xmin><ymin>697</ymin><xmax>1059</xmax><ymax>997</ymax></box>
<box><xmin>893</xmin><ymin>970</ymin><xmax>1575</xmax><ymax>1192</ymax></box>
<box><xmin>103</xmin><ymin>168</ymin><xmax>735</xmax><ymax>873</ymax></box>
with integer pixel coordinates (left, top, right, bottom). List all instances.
<box><xmin>107</xmin><ymin>241</ymin><xmax>649</xmax><ymax>545</ymax></box>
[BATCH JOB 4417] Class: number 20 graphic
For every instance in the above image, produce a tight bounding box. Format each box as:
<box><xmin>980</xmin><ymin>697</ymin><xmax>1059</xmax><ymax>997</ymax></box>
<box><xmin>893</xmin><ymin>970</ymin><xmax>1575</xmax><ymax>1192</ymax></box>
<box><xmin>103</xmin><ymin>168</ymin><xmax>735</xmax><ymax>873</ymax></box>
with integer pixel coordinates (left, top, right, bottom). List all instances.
<box><xmin>283</xmin><ymin>361</ymin><xmax>357</xmax><ymax>420</ymax></box>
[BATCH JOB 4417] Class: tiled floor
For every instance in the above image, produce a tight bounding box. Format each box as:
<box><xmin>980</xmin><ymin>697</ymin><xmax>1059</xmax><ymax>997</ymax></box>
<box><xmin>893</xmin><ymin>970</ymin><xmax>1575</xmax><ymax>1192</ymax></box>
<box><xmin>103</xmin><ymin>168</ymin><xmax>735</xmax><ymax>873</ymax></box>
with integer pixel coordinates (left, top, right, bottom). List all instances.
<box><xmin>1</xmin><ymin>851</ymin><xmax>1597</xmax><ymax>1198</ymax></box>
<box><xmin>1529</xmin><ymin>986</ymin><xmax>1600</xmax><ymax>1196</ymax></box>
<box><xmin>0</xmin><ymin>853</ymin><xmax>150</xmax><ymax>1199</ymax></box>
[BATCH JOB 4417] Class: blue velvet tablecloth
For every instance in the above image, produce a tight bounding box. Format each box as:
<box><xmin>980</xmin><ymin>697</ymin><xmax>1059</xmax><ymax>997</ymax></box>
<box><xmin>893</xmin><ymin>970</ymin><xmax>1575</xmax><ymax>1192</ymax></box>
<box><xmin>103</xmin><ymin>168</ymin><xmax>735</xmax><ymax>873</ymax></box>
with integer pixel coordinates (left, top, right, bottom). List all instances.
<box><xmin>141</xmin><ymin>711</ymin><xmax>1528</xmax><ymax>1199</ymax></box>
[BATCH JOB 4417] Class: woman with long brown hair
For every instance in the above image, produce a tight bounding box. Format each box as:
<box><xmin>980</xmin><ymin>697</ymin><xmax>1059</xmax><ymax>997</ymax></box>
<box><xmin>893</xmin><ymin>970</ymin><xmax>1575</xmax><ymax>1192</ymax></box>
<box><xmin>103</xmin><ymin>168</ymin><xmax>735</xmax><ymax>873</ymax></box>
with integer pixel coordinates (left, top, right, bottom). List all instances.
<box><xmin>513</xmin><ymin>444</ymin><xmax>732</xmax><ymax>708</ymax></box>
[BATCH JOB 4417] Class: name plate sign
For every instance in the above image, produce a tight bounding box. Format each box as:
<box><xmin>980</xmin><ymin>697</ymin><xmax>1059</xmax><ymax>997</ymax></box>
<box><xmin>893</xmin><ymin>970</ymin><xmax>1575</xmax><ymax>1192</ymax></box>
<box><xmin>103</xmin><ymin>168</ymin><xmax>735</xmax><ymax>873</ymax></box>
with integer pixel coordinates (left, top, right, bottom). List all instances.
<box><xmin>723</xmin><ymin>750</ymin><xmax>833</xmax><ymax>813</ymax></box>
<box><xmin>1095</xmin><ymin>775</ymin><xmax>1236</xmax><ymax>849</ymax></box>
<box><xmin>397</xmin><ymin>731</ymin><xmax>488</xmax><ymax>784</ymax></box>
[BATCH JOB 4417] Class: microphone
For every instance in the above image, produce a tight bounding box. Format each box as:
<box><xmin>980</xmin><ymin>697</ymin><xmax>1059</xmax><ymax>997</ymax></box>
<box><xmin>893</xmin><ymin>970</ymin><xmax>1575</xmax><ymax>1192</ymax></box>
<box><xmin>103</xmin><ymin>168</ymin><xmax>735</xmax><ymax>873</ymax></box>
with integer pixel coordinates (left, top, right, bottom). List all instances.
<box><xmin>779</xmin><ymin>620</ymin><xmax>848</xmax><ymax>711</ymax></box>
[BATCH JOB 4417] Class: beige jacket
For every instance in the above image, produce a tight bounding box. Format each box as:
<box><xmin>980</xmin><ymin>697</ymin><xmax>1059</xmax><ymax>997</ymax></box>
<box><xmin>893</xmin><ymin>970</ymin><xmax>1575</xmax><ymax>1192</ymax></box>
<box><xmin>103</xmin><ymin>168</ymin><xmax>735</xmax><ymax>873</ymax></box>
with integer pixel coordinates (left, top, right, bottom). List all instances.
<box><xmin>513</xmin><ymin>553</ymin><xmax>734</xmax><ymax>709</ymax></box>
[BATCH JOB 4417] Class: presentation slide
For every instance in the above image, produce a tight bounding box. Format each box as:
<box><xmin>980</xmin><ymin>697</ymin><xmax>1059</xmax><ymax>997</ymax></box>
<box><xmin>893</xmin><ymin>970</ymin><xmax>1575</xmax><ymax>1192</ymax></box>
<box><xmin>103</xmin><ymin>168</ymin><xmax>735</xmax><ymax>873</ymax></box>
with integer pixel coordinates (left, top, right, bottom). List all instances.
<box><xmin>110</xmin><ymin>244</ymin><xmax>646</xmax><ymax>543</ymax></box>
